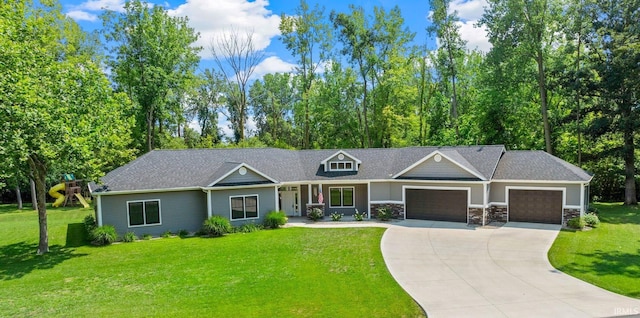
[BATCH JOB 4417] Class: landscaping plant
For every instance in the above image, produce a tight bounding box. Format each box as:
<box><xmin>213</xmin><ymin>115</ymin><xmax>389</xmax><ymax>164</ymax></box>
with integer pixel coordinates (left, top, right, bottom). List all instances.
<box><xmin>122</xmin><ymin>232</ymin><xmax>137</xmax><ymax>243</ymax></box>
<box><xmin>567</xmin><ymin>217</ymin><xmax>586</xmax><ymax>230</ymax></box>
<box><xmin>307</xmin><ymin>208</ymin><xmax>324</xmax><ymax>221</ymax></box>
<box><xmin>330</xmin><ymin>211</ymin><xmax>343</xmax><ymax>221</ymax></box>
<box><xmin>264</xmin><ymin>211</ymin><xmax>288</xmax><ymax>229</ymax></box>
<box><xmin>353</xmin><ymin>209</ymin><xmax>365</xmax><ymax>221</ymax></box>
<box><xmin>376</xmin><ymin>207</ymin><xmax>393</xmax><ymax>221</ymax></box>
<box><xmin>583</xmin><ymin>212</ymin><xmax>600</xmax><ymax>228</ymax></box>
<box><xmin>90</xmin><ymin>225</ymin><xmax>118</xmax><ymax>246</ymax></box>
<box><xmin>202</xmin><ymin>216</ymin><xmax>232</xmax><ymax>237</ymax></box>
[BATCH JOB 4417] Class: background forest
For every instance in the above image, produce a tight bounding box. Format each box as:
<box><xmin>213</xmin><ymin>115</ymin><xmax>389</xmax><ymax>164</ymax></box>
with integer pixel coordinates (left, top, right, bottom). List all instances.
<box><xmin>1</xmin><ymin>0</ymin><xmax>639</xmax><ymax>205</ymax></box>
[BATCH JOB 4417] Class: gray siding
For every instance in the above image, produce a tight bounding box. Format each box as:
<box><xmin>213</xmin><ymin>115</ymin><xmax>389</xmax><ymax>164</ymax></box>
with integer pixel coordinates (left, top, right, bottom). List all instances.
<box><xmin>401</xmin><ymin>156</ymin><xmax>477</xmax><ymax>179</ymax></box>
<box><xmin>100</xmin><ymin>190</ymin><xmax>207</xmax><ymax>236</ymax></box>
<box><xmin>210</xmin><ymin>186</ymin><xmax>277</xmax><ymax>223</ymax></box>
<box><xmin>370</xmin><ymin>182</ymin><xmax>391</xmax><ymax>200</ymax></box>
<box><xmin>218</xmin><ymin>168</ymin><xmax>270</xmax><ymax>185</ymax></box>
<box><xmin>321</xmin><ymin>184</ymin><xmax>367</xmax><ymax>215</ymax></box>
<box><xmin>489</xmin><ymin>182</ymin><xmax>582</xmax><ymax>206</ymax></box>
<box><xmin>376</xmin><ymin>182</ymin><xmax>483</xmax><ymax>205</ymax></box>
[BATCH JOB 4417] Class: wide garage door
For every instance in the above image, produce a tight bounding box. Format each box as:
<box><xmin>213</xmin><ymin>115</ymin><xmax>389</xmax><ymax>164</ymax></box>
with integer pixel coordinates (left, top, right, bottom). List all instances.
<box><xmin>405</xmin><ymin>189</ymin><xmax>467</xmax><ymax>222</ymax></box>
<box><xmin>508</xmin><ymin>190</ymin><xmax>562</xmax><ymax>224</ymax></box>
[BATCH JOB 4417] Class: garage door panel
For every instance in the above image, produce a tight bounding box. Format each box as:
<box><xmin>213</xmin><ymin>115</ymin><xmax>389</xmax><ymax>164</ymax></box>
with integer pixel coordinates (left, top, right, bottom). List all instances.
<box><xmin>406</xmin><ymin>189</ymin><xmax>467</xmax><ymax>222</ymax></box>
<box><xmin>509</xmin><ymin>190</ymin><xmax>562</xmax><ymax>224</ymax></box>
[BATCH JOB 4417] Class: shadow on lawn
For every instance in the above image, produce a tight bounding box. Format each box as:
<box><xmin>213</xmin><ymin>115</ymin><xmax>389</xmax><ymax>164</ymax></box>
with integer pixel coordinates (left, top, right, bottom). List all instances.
<box><xmin>557</xmin><ymin>248</ymin><xmax>640</xmax><ymax>280</ymax></box>
<box><xmin>0</xmin><ymin>242</ymin><xmax>87</xmax><ymax>280</ymax></box>
<box><xmin>0</xmin><ymin>223</ymin><xmax>89</xmax><ymax>280</ymax></box>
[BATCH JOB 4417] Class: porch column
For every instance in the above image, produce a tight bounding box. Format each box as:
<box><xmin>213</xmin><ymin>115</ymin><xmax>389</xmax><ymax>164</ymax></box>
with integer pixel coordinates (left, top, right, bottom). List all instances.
<box><xmin>308</xmin><ymin>184</ymin><xmax>312</xmax><ymax>204</ymax></box>
<box><xmin>207</xmin><ymin>190</ymin><xmax>212</xmax><ymax>218</ymax></box>
<box><xmin>274</xmin><ymin>187</ymin><xmax>280</xmax><ymax>212</ymax></box>
<box><xmin>483</xmin><ymin>183</ymin><xmax>489</xmax><ymax>226</ymax></box>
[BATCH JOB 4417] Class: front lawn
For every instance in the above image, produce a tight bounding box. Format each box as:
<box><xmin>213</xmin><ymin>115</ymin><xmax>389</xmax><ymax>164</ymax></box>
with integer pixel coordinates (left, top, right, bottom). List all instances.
<box><xmin>0</xmin><ymin>205</ymin><xmax>424</xmax><ymax>317</ymax></box>
<box><xmin>548</xmin><ymin>203</ymin><xmax>640</xmax><ymax>298</ymax></box>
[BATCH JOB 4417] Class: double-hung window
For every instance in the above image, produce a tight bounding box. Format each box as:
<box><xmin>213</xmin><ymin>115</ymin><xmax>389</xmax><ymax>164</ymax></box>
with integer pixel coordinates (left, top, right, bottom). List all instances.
<box><xmin>329</xmin><ymin>187</ymin><xmax>354</xmax><ymax>208</ymax></box>
<box><xmin>230</xmin><ymin>195</ymin><xmax>259</xmax><ymax>220</ymax></box>
<box><xmin>128</xmin><ymin>200</ymin><xmax>161</xmax><ymax>227</ymax></box>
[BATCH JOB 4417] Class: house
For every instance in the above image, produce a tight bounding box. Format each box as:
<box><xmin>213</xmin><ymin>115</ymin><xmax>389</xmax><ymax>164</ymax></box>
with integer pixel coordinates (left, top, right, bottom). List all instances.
<box><xmin>89</xmin><ymin>145</ymin><xmax>592</xmax><ymax>235</ymax></box>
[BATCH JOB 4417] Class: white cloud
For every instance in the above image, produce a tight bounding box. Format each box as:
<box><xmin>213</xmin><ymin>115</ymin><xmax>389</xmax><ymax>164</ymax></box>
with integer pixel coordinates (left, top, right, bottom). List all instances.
<box><xmin>66</xmin><ymin>10</ymin><xmax>98</xmax><ymax>22</ymax></box>
<box><xmin>167</xmin><ymin>0</ymin><xmax>281</xmax><ymax>59</ymax></box>
<box><xmin>456</xmin><ymin>21</ymin><xmax>491</xmax><ymax>52</ymax></box>
<box><xmin>251</xmin><ymin>56</ymin><xmax>297</xmax><ymax>80</ymax></box>
<box><xmin>448</xmin><ymin>0</ymin><xmax>488</xmax><ymax>21</ymax></box>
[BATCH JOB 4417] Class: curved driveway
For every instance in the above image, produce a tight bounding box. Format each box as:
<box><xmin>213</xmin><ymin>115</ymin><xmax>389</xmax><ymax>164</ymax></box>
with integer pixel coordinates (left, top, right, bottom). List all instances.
<box><xmin>381</xmin><ymin>220</ymin><xmax>640</xmax><ymax>318</ymax></box>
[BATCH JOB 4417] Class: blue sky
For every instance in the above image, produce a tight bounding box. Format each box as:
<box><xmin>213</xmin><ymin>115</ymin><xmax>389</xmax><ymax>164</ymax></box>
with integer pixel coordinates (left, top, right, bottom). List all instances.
<box><xmin>61</xmin><ymin>0</ymin><xmax>490</xmax><ymax>77</ymax></box>
<box><xmin>60</xmin><ymin>0</ymin><xmax>490</xmax><ymax>137</ymax></box>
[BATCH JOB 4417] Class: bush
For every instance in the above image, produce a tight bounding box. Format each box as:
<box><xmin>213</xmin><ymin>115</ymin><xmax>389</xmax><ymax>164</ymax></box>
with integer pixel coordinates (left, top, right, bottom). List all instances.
<box><xmin>376</xmin><ymin>207</ymin><xmax>392</xmax><ymax>221</ymax></box>
<box><xmin>84</xmin><ymin>214</ymin><xmax>97</xmax><ymax>238</ymax></box>
<box><xmin>238</xmin><ymin>222</ymin><xmax>263</xmax><ymax>233</ymax></box>
<box><xmin>264</xmin><ymin>211</ymin><xmax>288</xmax><ymax>229</ymax></box>
<box><xmin>142</xmin><ymin>234</ymin><xmax>152</xmax><ymax>240</ymax></box>
<box><xmin>567</xmin><ymin>217</ymin><xmax>586</xmax><ymax>230</ymax></box>
<box><xmin>178</xmin><ymin>229</ymin><xmax>190</xmax><ymax>238</ymax></box>
<box><xmin>90</xmin><ymin>225</ymin><xmax>117</xmax><ymax>246</ymax></box>
<box><xmin>202</xmin><ymin>216</ymin><xmax>232</xmax><ymax>237</ymax></box>
<box><xmin>584</xmin><ymin>212</ymin><xmax>600</xmax><ymax>228</ymax></box>
<box><xmin>162</xmin><ymin>230</ymin><xmax>173</xmax><ymax>238</ymax></box>
<box><xmin>307</xmin><ymin>208</ymin><xmax>324</xmax><ymax>221</ymax></box>
<box><xmin>330</xmin><ymin>211</ymin><xmax>343</xmax><ymax>221</ymax></box>
<box><xmin>587</xmin><ymin>205</ymin><xmax>599</xmax><ymax>215</ymax></box>
<box><xmin>122</xmin><ymin>231</ymin><xmax>137</xmax><ymax>243</ymax></box>
<box><xmin>353</xmin><ymin>209</ymin><xmax>365</xmax><ymax>221</ymax></box>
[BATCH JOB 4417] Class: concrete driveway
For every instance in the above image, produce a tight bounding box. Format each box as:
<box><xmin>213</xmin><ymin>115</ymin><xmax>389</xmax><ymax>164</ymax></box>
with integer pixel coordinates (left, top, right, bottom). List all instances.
<box><xmin>381</xmin><ymin>220</ymin><xmax>640</xmax><ymax>318</ymax></box>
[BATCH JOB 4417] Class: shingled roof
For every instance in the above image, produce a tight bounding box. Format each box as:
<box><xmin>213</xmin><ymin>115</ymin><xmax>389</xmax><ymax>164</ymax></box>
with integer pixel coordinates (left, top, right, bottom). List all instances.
<box><xmin>93</xmin><ymin>145</ymin><xmax>590</xmax><ymax>193</ymax></box>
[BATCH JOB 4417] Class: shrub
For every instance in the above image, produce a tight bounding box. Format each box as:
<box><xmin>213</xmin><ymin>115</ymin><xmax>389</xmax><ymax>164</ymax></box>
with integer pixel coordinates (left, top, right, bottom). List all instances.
<box><xmin>330</xmin><ymin>211</ymin><xmax>343</xmax><ymax>221</ymax></box>
<box><xmin>376</xmin><ymin>207</ymin><xmax>392</xmax><ymax>221</ymax></box>
<box><xmin>162</xmin><ymin>230</ymin><xmax>173</xmax><ymax>238</ymax></box>
<box><xmin>90</xmin><ymin>225</ymin><xmax>117</xmax><ymax>246</ymax></box>
<box><xmin>567</xmin><ymin>217</ymin><xmax>586</xmax><ymax>230</ymax></box>
<box><xmin>84</xmin><ymin>215</ymin><xmax>97</xmax><ymax>238</ymax></box>
<box><xmin>178</xmin><ymin>229</ymin><xmax>190</xmax><ymax>238</ymax></box>
<box><xmin>587</xmin><ymin>205</ymin><xmax>599</xmax><ymax>215</ymax></box>
<box><xmin>307</xmin><ymin>208</ymin><xmax>324</xmax><ymax>221</ymax></box>
<box><xmin>584</xmin><ymin>212</ymin><xmax>600</xmax><ymax>228</ymax></box>
<box><xmin>353</xmin><ymin>209</ymin><xmax>365</xmax><ymax>221</ymax></box>
<box><xmin>122</xmin><ymin>232</ymin><xmax>137</xmax><ymax>243</ymax></box>
<box><xmin>238</xmin><ymin>222</ymin><xmax>263</xmax><ymax>233</ymax></box>
<box><xmin>264</xmin><ymin>211</ymin><xmax>288</xmax><ymax>229</ymax></box>
<box><xmin>202</xmin><ymin>216</ymin><xmax>232</xmax><ymax>237</ymax></box>
<box><xmin>142</xmin><ymin>234</ymin><xmax>152</xmax><ymax>240</ymax></box>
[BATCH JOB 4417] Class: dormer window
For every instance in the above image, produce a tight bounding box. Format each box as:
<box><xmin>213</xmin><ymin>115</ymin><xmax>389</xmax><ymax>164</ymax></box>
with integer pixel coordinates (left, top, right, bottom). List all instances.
<box><xmin>330</xmin><ymin>161</ymin><xmax>353</xmax><ymax>171</ymax></box>
<box><xmin>321</xmin><ymin>150</ymin><xmax>362</xmax><ymax>172</ymax></box>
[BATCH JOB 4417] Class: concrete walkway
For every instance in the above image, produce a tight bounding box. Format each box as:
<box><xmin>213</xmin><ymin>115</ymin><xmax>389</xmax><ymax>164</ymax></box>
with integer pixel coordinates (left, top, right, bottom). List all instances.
<box><xmin>287</xmin><ymin>219</ymin><xmax>640</xmax><ymax>317</ymax></box>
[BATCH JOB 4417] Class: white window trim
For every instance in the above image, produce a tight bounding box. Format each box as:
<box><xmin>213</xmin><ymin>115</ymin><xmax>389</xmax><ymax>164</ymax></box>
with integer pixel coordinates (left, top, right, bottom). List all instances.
<box><xmin>329</xmin><ymin>187</ymin><xmax>355</xmax><ymax>208</ymax></box>
<box><xmin>126</xmin><ymin>199</ymin><xmax>162</xmax><ymax>228</ymax></box>
<box><xmin>329</xmin><ymin>161</ymin><xmax>355</xmax><ymax>172</ymax></box>
<box><xmin>229</xmin><ymin>194</ymin><xmax>260</xmax><ymax>220</ymax></box>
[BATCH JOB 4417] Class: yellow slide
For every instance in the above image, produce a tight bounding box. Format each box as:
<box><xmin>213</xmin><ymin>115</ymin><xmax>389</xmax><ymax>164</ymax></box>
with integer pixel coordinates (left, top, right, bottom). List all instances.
<box><xmin>49</xmin><ymin>183</ymin><xmax>65</xmax><ymax>207</ymax></box>
<box><xmin>74</xmin><ymin>193</ymin><xmax>90</xmax><ymax>208</ymax></box>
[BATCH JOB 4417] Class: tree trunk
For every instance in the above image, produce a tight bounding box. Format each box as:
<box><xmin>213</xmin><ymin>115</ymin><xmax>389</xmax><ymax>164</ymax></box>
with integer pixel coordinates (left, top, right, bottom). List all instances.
<box><xmin>146</xmin><ymin>108</ymin><xmax>153</xmax><ymax>152</ymax></box>
<box><xmin>575</xmin><ymin>35</ymin><xmax>582</xmax><ymax>166</ymax></box>
<box><xmin>447</xmin><ymin>43</ymin><xmax>460</xmax><ymax>142</ymax></box>
<box><xmin>535</xmin><ymin>49</ymin><xmax>553</xmax><ymax>154</ymax></box>
<box><xmin>28</xmin><ymin>155</ymin><xmax>49</xmax><ymax>254</ymax></box>
<box><xmin>623</xmin><ymin>106</ymin><xmax>637</xmax><ymax>205</ymax></box>
<box><xmin>30</xmin><ymin>178</ymin><xmax>37</xmax><ymax>210</ymax></box>
<box><xmin>16</xmin><ymin>183</ymin><xmax>23</xmax><ymax>210</ymax></box>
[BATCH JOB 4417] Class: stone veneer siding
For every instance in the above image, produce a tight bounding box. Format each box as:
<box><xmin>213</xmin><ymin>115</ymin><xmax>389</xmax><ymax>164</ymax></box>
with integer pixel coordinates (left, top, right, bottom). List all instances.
<box><xmin>468</xmin><ymin>208</ymin><xmax>483</xmax><ymax>225</ymax></box>
<box><xmin>563</xmin><ymin>208</ymin><xmax>581</xmax><ymax>225</ymax></box>
<box><xmin>370</xmin><ymin>203</ymin><xmax>404</xmax><ymax>219</ymax></box>
<box><xmin>488</xmin><ymin>206</ymin><xmax>508</xmax><ymax>223</ymax></box>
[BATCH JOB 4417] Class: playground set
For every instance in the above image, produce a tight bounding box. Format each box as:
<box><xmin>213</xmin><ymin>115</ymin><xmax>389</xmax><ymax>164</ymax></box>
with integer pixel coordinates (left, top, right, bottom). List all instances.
<box><xmin>48</xmin><ymin>174</ymin><xmax>90</xmax><ymax>208</ymax></box>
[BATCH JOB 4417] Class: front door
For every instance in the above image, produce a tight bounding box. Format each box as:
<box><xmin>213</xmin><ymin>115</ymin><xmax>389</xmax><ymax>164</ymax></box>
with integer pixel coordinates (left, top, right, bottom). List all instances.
<box><xmin>280</xmin><ymin>189</ymin><xmax>298</xmax><ymax>216</ymax></box>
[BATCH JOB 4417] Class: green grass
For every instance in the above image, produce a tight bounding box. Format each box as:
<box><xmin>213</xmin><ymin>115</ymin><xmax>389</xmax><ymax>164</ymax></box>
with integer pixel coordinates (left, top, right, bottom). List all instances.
<box><xmin>549</xmin><ymin>203</ymin><xmax>640</xmax><ymax>298</ymax></box>
<box><xmin>0</xmin><ymin>204</ymin><xmax>424</xmax><ymax>317</ymax></box>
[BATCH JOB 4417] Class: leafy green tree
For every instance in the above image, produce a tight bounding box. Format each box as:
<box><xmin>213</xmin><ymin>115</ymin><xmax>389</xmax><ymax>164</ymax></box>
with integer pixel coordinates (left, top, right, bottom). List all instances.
<box><xmin>0</xmin><ymin>0</ymin><xmax>134</xmax><ymax>254</ymax></box>
<box><xmin>480</xmin><ymin>0</ymin><xmax>561</xmax><ymax>154</ymax></box>
<box><xmin>280</xmin><ymin>0</ymin><xmax>332</xmax><ymax>149</ymax></box>
<box><xmin>249</xmin><ymin>73</ymin><xmax>296</xmax><ymax>146</ymax></box>
<box><xmin>103</xmin><ymin>0</ymin><xmax>201</xmax><ymax>153</ymax></box>
<box><xmin>187</xmin><ymin>69</ymin><xmax>224</xmax><ymax>143</ymax></box>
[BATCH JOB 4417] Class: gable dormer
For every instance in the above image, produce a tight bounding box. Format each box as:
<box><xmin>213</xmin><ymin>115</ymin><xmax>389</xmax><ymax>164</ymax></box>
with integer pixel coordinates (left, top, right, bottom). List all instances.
<box><xmin>393</xmin><ymin>150</ymin><xmax>486</xmax><ymax>180</ymax></box>
<box><xmin>321</xmin><ymin>150</ymin><xmax>362</xmax><ymax>172</ymax></box>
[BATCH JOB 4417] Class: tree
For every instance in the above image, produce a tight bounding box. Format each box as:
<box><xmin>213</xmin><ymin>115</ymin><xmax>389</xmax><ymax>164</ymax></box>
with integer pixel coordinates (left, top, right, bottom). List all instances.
<box><xmin>0</xmin><ymin>0</ymin><xmax>134</xmax><ymax>254</ymax></box>
<box><xmin>187</xmin><ymin>69</ymin><xmax>224</xmax><ymax>142</ymax></box>
<box><xmin>582</xmin><ymin>0</ymin><xmax>640</xmax><ymax>205</ymax></box>
<box><xmin>427</xmin><ymin>0</ymin><xmax>466</xmax><ymax>141</ymax></box>
<box><xmin>103</xmin><ymin>0</ymin><xmax>201</xmax><ymax>153</ymax></box>
<box><xmin>480</xmin><ymin>0</ymin><xmax>560</xmax><ymax>154</ymax></box>
<box><xmin>280</xmin><ymin>0</ymin><xmax>332</xmax><ymax>149</ymax></box>
<box><xmin>249</xmin><ymin>73</ymin><xmax>296</xmax><ymax>146</ymax></box>
<box><xmin>210</xmin><ymin>28</ymin><xmax>264</xmax><ymax>143</ymax></box>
